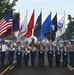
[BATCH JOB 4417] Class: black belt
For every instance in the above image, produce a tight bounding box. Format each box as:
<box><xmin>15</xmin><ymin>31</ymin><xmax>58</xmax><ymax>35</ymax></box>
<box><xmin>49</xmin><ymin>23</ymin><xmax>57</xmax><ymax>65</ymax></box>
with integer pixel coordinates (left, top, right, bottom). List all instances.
<box><xmin>39</xmin><ymin>51</ymin><xmax>44</xmax><ymax>53</ymax></box>
<box><xmin>1</xmin><ymin>51</ymin><xmax>6</xmax><ymax>53</ymax></box>
<box><xmin>49</xmin><ymin>51</ymin><xmax>53</xmax><ymax>54</ymax></box>
<box><xmin>57</xmin><ymin>51</ymin><xmax>60</xmax><ymax>54</ymax></box>
<box><xmin>9</xmin><ymin>50</ymin><xmax>14</xmax><ymax>51</ymax></box>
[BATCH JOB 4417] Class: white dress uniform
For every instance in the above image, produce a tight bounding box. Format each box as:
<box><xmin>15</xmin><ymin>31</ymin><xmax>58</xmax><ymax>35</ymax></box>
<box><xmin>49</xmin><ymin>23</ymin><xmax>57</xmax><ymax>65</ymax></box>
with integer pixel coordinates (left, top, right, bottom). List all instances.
<box><xmin>63</xmin><ymin>45</ymin><xmax>68</xmax><ymax>67</ymax></box>
<box><xmin>47</xmin><ymin>42</ymin><xmax>53</xmax><ymax>67</ymax></box>
<box><xmin>8</xmin><ymin>43</ymin><xmax>16</xmax><ymax>65</ymax></box>
<box><xmin>24</xmin><ymin>45</ymin><xmax>30</xmax><ymax>66</ymax></box>
<box><xmin>0</xmin><ymin>44</ymin><xmax>8</xmax><ymax>65</ymax></box>
<box><xmin>16</xmin><ymin>45</ymin><xmax>22</xmax><ymax>66</ymax></box>
<box><xmin>55</xmin><ymin>45</ymin><xmax>61</xmax><ymax>66</ymax></box>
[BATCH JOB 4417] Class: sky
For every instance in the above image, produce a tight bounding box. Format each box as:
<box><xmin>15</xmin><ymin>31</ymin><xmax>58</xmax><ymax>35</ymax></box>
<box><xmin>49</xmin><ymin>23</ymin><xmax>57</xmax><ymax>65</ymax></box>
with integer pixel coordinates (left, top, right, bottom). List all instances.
<box><xmin>12</xmin><ymin>0</ymin><xmax>74</xmax><ymax>27</ymax></box>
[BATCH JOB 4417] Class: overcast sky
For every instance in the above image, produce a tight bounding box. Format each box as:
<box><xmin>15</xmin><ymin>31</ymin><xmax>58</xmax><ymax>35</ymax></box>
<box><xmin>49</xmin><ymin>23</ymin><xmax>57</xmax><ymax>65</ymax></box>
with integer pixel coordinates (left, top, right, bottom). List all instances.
<box><xmin>12</xmin><ymin>0</ymin><xmax>74</xmax><ymax>27</ymax></box>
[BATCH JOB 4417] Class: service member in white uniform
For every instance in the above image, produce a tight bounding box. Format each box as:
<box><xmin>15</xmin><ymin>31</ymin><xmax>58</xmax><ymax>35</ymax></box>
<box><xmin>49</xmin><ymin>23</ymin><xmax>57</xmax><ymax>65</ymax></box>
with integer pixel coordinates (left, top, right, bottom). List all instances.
<box><xmin>16</xmin><ymin>41</ymin><xmax>22</xmax><ymax>66</ymax></box>
<box><xmin>24</xmin><ymin>41</ymin><xmax>30</xmax><ymax>66</ymax></box>
<box><xmin>47</xmin><ymin>39</ymin><xmax>53</xmax><ymax>67</ymax></box>
<box><xmin>55</xmin><ymin>40</ymin><xmax>61</xmax><ymax>66</ymax></box>
<box><xmin>62</xmin><ymin>40</ymin><xmax>68</xmax><ymax>67</ymax></box>
<box><xmin>8</xmin><ymin>38</ymin><xmax>16</xmax><ymax>65</ymax></box>
<box><xmin>0</xmin><ymin>40</ymin><xmax>8</xmax><ymax>66</ymax></box>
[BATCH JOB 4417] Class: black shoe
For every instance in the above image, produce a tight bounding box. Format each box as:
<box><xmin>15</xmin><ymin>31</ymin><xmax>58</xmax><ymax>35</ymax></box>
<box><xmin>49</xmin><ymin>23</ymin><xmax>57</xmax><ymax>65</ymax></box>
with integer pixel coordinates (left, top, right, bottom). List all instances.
<box><xmin>41</xmin><ymin>65</ymin><xmax>44</xmax><ymax>67</ymax></box>
<box><xmin>50</xmin><ymin>65</ymin><xmax>52</xmax><ymax>67</ymax></box>
<box><xmin>65</xmin><ymin>64</ymin><xmax>67</xmax><ymax>67</ymax></box>
<box><xmin>17</xmin><ymin>63</ymin><xmax>19</xmax><ymax>66</ymax></box>
<box><xmin>2</xmin><ymin>63</ymin><xmax>4</xmax><ymax>66</ymax></box>
<box><xmin>27</xmin><ymin>64</ymin><xmax>28</xmax><ymax>67</ymax></box>
<box><xmin>8</xmin><ymin>63</ymin><xmax>11</xmax><ymax>66</ymax></box>
<box><xmin>39</xmin><ymin>64</ymin><xmax>41</xmax><ymax>67</ymax></box>
<box><xmin>56</xmin><ymin>64</ymin><xmax>59</xmax><ymax>67</ymax></box>
<box><xmin>31</xmin><ymin>65</ymin><xmax>34</xmax><ymax>67</ymax></box>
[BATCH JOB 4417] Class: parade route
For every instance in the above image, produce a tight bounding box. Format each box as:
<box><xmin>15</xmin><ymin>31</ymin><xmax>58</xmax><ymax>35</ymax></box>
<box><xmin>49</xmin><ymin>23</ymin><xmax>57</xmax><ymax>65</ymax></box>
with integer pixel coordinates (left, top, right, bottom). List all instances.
<box><xmin>0</xmin><ymin>58</ymin><xmax>74</xmax><ymax>75</ymax></box>
<box><xmin>0</xmin><ymin>64</ymin><xmax>74</xmax><ymax>75</ymax></box>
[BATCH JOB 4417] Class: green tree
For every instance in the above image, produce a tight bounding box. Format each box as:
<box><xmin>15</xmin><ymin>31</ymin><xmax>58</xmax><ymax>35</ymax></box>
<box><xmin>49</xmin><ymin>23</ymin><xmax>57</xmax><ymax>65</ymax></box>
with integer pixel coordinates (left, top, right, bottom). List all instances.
<box><xmin>66</xmin><ymin>15</ymin><xmax>74</xmax><ymax>39</ymax></box>
<box><xmin>0</xmin><ymin>0</ymin><xmax>18</xmax><ymax>40</ymax></box>
<box><xmin>0</xmin><ymin>0</ymin><xmax>18</xmax><ymax>19</ymax></box>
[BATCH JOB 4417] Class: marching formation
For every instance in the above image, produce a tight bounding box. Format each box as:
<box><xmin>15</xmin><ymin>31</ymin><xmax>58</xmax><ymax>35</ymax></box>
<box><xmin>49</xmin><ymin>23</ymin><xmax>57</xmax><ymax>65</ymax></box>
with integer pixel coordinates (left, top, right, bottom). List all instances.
<box><xmin>0</xmin><ymin>38</ymin><xmax>74</xmax><ymax>67</ymax></box>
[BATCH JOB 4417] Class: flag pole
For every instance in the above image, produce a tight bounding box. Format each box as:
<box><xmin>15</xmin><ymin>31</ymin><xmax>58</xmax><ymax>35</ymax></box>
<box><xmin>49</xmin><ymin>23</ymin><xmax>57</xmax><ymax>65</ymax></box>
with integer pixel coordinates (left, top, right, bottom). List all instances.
<box><xmin>32</xmin><ymin>8</ymin><xmax>35</xmax><ymax>38</ymax></box>
<box><xmin>11</xmin><ymin>10</ymin><xmax>13</xmax><ymax>39</ymax></box>
<box><xmin>64</xmin><ymin>11</ymin><xmax>66</xmax><ymax>40</ymax></box>
<box><xmin>17</xmin><ymin>10</ymin><xmax>20</xmax><ymax>42</ymax></box>
<box><xmin>55</xmin><ymin>12</ymin><xmax>58</xmax><ymax>41</ymax></box>
<box><xmin>50</xmin><ymin>12</ymin><xmax>52</xmax><ymax>40</ymax></box>
<box><xmin>25</xmin><ymin>10</ymin><xmax>28</xmax><ymax>41</ymax></box>
<box><xmin>40</xmin><ymin>9</ymin><xmax>42</xmax><ymax>40</ymax></box>
<box><xmin>30</xmin><ymin>9</ymin><xmax>35</xmax><ymax>39</ymax></box>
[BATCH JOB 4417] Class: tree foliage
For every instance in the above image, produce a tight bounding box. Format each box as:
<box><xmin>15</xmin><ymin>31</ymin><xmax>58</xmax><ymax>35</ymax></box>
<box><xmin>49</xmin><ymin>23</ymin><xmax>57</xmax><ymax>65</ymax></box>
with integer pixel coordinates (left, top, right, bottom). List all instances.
<box><xmin>0</xmin><ymin>0</ymin><xmax>18</xmax><ymax>19</ymax></box>
<box><xmin>66</xmin><ymin>15</ymin><xmax>74</xmax><ymax>39</ymax></box>
<box><xmin>0</xmin><ymin>0</ymin><xmax>18</xmax><ymax>40</ymax></box>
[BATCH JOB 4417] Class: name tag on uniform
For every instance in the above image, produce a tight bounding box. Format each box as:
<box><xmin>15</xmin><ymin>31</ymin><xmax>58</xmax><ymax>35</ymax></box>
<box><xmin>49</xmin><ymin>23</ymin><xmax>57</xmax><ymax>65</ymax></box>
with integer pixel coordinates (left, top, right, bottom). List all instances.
<box><xmin>25</xmin><ymin>52</ymin><xmax>28</xmax><ymax>55</ymax></box>
<box><xmin>25</xmin><ymin>53</ymin><xmax>28</xmax><ymax>55</ymax></box>
<box><xmin>49</xmin><ymin>51</ymin><xmax>52</xmax><ymax>54</ymax></box>
<box><xmin>28</xmin><ymin>51</ymin><xmax>30</xmax><ymax>53</ymax></box>
<box><xmin>64</xmin><ymin>53</ymin><xmax>67</xmax><ymax>55</ymax></box>
<box><xmin>40</xmin><ymin>51</ymin><xmax>43</xmax><ymax>53</ymax></box>
<box><xmin>18</xmin><ymin>52</ymin><xmax>20</xmax><ymax>55</ymax></box>
<box><xmin>57</xmin><ymin>52</ymin><xmax>60</xmax><ymax>54</ymax></box>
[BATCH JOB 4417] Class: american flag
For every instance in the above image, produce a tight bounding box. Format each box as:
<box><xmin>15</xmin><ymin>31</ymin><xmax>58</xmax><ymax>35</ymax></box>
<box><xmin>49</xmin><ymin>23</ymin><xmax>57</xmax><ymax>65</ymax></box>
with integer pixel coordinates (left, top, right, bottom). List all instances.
<box><xmin>0</xmin><ymin>10</ymin><xmax>13</xmax><ymax>36</ymax></box>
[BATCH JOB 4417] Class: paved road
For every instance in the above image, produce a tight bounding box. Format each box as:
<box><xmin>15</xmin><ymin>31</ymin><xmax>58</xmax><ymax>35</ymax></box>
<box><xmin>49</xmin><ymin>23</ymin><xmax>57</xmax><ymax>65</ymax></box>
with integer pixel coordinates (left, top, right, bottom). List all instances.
<box><xmin>0</xmin><ymin>64</ymin><xmax>74</xmax><ymax>75</ymax></box>
<box><xmin>0</xmin><ymin>51</ymin><xmax>74</xmax><ymax>75</ymax></box>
